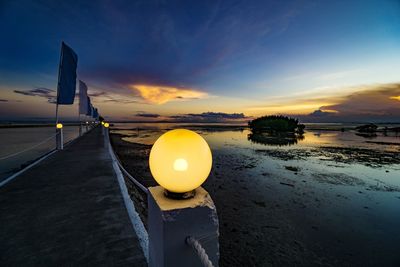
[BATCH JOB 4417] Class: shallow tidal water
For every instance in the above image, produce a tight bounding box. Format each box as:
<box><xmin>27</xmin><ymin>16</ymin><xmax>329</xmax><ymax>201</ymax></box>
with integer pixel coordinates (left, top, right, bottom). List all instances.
<box><xmin>112</xmin><ymin>123</ymin><xmax>400</xmax><ymax>266</ymax></box>
<box><xmin>0</xmin><ymin>125</ymin><xmax>85</xmax><ymax>181</ymax></box>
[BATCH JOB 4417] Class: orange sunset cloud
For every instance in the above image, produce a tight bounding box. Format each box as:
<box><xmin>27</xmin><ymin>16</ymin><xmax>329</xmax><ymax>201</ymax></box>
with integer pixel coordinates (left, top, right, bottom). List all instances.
<box><xmin>130</xmin><ymin>84</ymin><xmax>208</xmax><ymax>104</ymax></box>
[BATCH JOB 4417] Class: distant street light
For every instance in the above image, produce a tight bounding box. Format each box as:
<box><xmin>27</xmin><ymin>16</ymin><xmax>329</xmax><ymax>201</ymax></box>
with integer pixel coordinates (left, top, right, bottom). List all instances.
<box><xmin>104</xmin><ymin>122</ymin><xmax>109</xmax><ymax>128</ymax></box>
<box><xmin>56</xmin><ymin>123</ymin><xmax>63</xmax><ymax>150</ymax></box>
<box><xmin>149</xmin><ymin>129</ymin><xmax>212</xmax><ymax>197</ymax></box>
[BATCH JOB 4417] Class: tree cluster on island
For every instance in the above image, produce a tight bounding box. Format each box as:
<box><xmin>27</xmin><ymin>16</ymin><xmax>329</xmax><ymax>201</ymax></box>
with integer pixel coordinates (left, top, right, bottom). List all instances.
<box><xmin>248</xmin><ymin>115</ymin><xmax>305</xmax><ymax>134</ymax></box>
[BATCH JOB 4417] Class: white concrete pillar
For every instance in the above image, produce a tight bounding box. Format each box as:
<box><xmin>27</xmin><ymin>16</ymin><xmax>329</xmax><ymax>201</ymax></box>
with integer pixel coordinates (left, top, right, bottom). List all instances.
<box><xmin>148</xmin><ymin>186</ymin><xmax>219</xmax><ymax>267</ymax></box>
<box><xmin>104</xmin><ymin>128</ymin><xmax>109</xmax><ymax>148</ymax></box>
<box><xmin>56</xmin><ymin>128</ymin><xmax>63</xmax><ymax>150</ymax></box>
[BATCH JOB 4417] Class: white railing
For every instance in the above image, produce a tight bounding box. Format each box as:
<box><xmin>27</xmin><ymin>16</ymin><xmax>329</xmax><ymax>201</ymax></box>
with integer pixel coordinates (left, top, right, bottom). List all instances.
<box><xmin>114</xmin><ymin>153</ymin><xmax>149</xmax><ymax>194</ymax></box>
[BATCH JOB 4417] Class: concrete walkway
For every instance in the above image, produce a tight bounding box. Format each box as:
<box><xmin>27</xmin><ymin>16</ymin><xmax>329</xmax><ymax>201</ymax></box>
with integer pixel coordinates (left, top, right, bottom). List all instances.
<box><xmin>0</xmin><ymin>127</ymin><xmax>147</xmax><ymax>266</ymax></box>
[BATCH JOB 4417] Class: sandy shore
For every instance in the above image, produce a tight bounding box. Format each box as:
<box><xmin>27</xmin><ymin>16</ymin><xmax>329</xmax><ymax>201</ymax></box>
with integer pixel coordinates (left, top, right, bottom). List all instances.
<box><xmin>110</xmin><ymin>132</ymin><xmax>400</xmax><ymax>267</ymax></box>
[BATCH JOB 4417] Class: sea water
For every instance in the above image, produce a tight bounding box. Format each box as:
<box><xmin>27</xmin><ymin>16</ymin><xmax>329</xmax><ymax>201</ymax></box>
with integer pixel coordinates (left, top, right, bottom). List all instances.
<box><xmin>0</xmin><ymin>125</ymin><xmax>83</xmax><ymax>181</ymax></box>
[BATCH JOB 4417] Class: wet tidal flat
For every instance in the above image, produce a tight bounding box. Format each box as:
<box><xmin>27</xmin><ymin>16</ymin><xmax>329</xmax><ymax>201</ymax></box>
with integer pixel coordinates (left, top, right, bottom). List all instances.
<box><xmin>110</xmin><ymin>123</ymin><xmax>400</xmax><ymax>267</ymax></box>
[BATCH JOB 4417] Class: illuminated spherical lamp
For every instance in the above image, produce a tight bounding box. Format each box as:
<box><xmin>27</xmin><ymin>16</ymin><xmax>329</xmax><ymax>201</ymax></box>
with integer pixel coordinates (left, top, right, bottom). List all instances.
<box><xmin>104</xmin><ymin>122</ymin><xmax>109</xmax><ymax>128</ymax></box>
<box><xmin>56</xmin><ymin>123</ymin><xmax>63</xmax><ymax>129</ymax></box>
<box><xmin>101</xmin><ymin>121</ymin><xmax>105</xmax><ymax>125</ymax></box>
<box><xmin>149</xmin><ymin>129</ymin><xmax>212</xmax><ymax>197</ymax></box>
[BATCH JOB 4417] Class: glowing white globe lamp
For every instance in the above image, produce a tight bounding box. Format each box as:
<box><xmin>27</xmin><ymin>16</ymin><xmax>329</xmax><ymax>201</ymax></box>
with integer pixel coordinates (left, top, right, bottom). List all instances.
<box><xmin>56</xmin><ymin>123</ymin><xmax>63</xmax><ymax>129</ymax></box>
<box><xmin>104</xmin><ymin>122</ymin><xmax>109</xmax><ymax>128</ymax></box>
<box><xmin>149</xmin><ymin>129</ymin><xmax>212</xmax><ymax>197</ymax></box>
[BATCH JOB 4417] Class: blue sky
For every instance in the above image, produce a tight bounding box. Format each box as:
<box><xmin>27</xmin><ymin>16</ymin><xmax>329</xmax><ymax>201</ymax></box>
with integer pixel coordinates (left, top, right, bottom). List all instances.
<box><xmin>0</xmin><ymin>0</ymin><xmax>399</xmax><ymax>121</ymax></box>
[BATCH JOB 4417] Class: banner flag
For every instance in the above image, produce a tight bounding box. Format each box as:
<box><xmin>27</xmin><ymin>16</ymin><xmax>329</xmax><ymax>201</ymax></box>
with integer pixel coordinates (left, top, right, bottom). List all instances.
<box><xmin>57</xmin><ymin>42</ymin><xmax>78</xmax><ymax>105</ymax></box>
<box><xmin>93</xmin><ymin>108</ymin><xmax>99</xmax><ymax>119</ymax></box>
<box><xmin>79</xmin><ymin>80</ymin><xmax>88</xmax><ymax>114</ymax></box>
<box><xmin>86</xmin><ymin>97</ymin><xmax>92</xmax><ymax>116</ymax></box>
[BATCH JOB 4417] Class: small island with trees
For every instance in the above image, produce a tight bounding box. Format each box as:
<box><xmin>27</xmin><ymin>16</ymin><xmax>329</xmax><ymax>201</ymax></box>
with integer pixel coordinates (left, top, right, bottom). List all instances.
<box><xmin>247</xmin><ymin>115</ymin><xmax>305</xmax><ymax>146</ymax></box>
<box><xmin>248</xmin><ymin>115</ymin><xmax>305</xmax><ymax>134</ymax></box>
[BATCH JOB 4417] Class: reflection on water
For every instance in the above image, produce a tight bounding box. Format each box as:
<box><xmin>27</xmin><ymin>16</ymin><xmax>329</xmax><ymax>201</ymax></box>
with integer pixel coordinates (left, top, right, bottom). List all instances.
<box><xmin>247</xmin><ymin>132</ymin><xmax>304</xmax><ymax>146</ymax></box>
<box><xmin>116</xmin><ymin>123</ymin><xmax>400</xmax><ymax>152</ymax></box>
<box><xmin>112</xmin><ymin>122</ymin><xmax>400</xmax><ymax>184</ymax></box>
<box><xmin>355</xmin><ymin>132</ymin><xmax>377</xmax><ymax>139</ymax></box>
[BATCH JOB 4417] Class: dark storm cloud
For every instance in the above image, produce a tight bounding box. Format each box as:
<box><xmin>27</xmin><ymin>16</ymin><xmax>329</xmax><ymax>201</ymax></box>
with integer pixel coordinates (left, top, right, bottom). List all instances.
<box><xmin>308</xmin><ymin>109</ymin><xmax>334</xmax><ymax>117</ymax></box>
<box><xmin>85</xmin><ymin>89</ymin><xmax>141</xmax><ymax>104</ymax></box>
<box><xmin>187</xmin><ymin>112</ymin><xmax>246</xmax><ymax>119</ymax></box>
<box><xmin>0</xmin><ymin>0</ymin><xmax>306</xmax><ymax>92</ymax></box>
<box><xmin>14</xmin><ymin>87</ymin><xmax>55</xmax><ymax>96</ymax></box>
<box><xmin>135</xmin><ymin>112</ymin><xmax>160</xmax><ymax>118</ymax></box>
<box><xmin>0</xmin><ymin>99</ymin><xmax>8</xmax><ymax>102</ymax></box>
<box><xmin>103</xmin><ymin>98</ymin><xmax>140</xmax><ymax>104</ymax></box>
<box><xmin>319</xmin><ymin>84</ymin><xmax>400</xmax><ymax>116</ymax></box>
<box><xmin>13</xmin><ymin>87</ymin><xmax>56</xmax><ymax>104</ymax></box>
<box><xmin>81</xmin><ymin>0</ymin><xmax>302</xmax><ymax>89</ymax></box>
<box><xmin>88</xmin><ymin>91</ymin><xmax>107</xmax><ymax>97</ymax></box>
<box><xmin>169</xmin><ymin>112</ymin><xmax>248</xmax><ymax>122</ymax></box>
<box><xmin>298</xmin><ymin>83</ymin><xmax>400</xmax><ymax>123</ymax></box>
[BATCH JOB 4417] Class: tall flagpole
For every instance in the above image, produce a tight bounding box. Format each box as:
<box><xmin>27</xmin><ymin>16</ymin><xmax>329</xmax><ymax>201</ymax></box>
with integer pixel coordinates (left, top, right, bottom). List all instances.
<box><xmin>78</xmin><ymin>113</ymin><xmax>81</xmax><ymax>136</ymax></box>
<box><xmin>78</xmin><ymin>80</ymin><xmax>81</xmax><ymax>136</ymax></box>
<box><xmin>55</xmin><ymin>103</ymin><xmax>59</xmax><ymax>124</ymax></box>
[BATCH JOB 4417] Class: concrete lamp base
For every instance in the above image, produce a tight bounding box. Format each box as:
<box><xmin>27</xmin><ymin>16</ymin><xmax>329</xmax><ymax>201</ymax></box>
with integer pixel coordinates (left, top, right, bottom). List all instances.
<box><xmin>164</xmin><ymin>189</ymin><xmax>195</xmax><ymax>199</ymax></box>
<box><xmin>148</xmin><ymin>186</ymin><xmax>219</xmax><ymax>267</ymax></box>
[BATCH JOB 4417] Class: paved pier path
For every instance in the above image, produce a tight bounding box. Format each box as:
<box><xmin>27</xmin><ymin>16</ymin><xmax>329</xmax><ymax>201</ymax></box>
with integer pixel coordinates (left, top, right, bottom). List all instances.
<box><xmin>0</xmin><ymin>127</ymin><xmax>147</xmax><ymax>266</ymax></box>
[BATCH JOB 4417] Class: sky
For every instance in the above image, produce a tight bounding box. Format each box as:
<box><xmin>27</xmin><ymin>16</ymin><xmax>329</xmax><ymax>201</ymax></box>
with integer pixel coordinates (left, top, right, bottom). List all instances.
<box><xmin>0</xmin><ymin>0</ymin><xmax>399</xmax><ymax>122</ymax></box>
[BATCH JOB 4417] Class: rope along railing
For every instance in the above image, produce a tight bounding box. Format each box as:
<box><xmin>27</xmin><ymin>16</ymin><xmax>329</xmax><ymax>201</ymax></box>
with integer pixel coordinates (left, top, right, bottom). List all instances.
<box><xmin>186</xmin><ymin>236</ymin><xmax>215</xmax><ymax>267</ymax></box>
<box><xmin>0</xmin><ymin>133</ymin><xmax>58</xmax><ymax>161</ymax></box>
<box><xmin>117</xmin><ymin>160</ymin><xmax>149</xmax><ymax>193</ymax></box>
<box><xmin>113</xmin><ymin>152</ymin><xmax>149</xmax><ymax>194</ymax></box>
